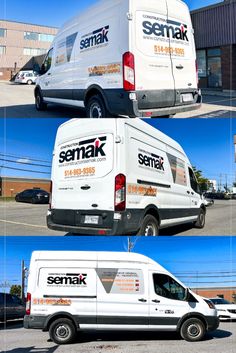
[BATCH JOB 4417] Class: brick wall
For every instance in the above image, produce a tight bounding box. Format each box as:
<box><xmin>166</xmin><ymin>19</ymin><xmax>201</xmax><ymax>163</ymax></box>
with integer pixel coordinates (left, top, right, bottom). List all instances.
<box><xmin>221</xmin><ymin>45</ymin><xmax>236</xmax><ymax>90</ymax></box>
<box><xmin>0</xmin><ymin>178</ymin><xmax>51</xmax><ymax>197</ymax></box>
<box><xmin>192</xmin><ymin>287</ymin><xmax>236</xmax><ymax>302</ymax></box>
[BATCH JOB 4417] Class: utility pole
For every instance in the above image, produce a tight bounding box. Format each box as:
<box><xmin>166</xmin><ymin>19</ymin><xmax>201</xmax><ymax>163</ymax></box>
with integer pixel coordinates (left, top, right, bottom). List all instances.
<box><xmin>21</xmin><ymin>260</ymin><xmax>27</xmax><ymax>301</ymax></box>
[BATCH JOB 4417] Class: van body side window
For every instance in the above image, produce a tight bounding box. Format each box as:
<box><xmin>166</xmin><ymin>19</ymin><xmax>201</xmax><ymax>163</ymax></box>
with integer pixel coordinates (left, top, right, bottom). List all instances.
<box><xmin>153</xmin><ymin>273</ymin><xmax>186</xmax><ymax>301</ymax></box>
<box><xmin>188</xmin><ymin>168</ymin><xmax>201</xmax><ymax>194</ymax></box>
<box><xmin>43</xmin><ymin>48</ymin><xmax>53</xmax><ymax>73</ymax></box>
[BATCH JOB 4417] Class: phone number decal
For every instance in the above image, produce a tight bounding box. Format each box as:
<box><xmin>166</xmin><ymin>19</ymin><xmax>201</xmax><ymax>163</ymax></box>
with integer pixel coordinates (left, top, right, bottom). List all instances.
<box><xmin>154</xmin><ymin>45</ymin><xmax>185</xmax><ymax>56</ymax></box>
<box><xmin>65</xmin><ymin>167</ymin><xmax>96</xmax><ymax>178</ymax></box>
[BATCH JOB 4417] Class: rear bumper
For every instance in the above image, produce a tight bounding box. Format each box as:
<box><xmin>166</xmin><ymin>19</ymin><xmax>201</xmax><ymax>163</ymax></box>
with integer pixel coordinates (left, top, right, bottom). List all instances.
<box><xmin>104</xmin><ymin>88</ymin><xmax>202</xmax><ymax>117</ymax></box>
<box><xmin>47</xmin><ymin>208</ymin><xmax>142</xmax><ymax>235</ymax></box>
<box><xmin>24</xmin><ymin>315</ymin><xmax>47</xmax><ymax>330</ymax></box>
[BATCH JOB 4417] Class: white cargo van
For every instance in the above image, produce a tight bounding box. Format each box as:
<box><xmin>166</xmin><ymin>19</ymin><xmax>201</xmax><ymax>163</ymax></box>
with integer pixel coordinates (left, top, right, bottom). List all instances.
<box><xmin>35</xmin><ymin>0</ymin><xmax>201</xmax><ymax>118</ymax></box>
<box><xmin>24</xmin><ymin>251</ymin><xmax>219</xmax><ymax>344</ymax></box>
<box><xmin>47</xmin><ymin>119</ymin><xmax>206</xmax><ymax>236</ymax></box>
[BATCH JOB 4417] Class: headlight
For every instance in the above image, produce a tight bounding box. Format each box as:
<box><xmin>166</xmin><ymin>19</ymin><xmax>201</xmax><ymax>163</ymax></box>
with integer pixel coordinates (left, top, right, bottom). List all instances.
<box><xmin>204</xmin><ymin>299</ymin><xmax>215</xmax><ymax>309</ymax></box>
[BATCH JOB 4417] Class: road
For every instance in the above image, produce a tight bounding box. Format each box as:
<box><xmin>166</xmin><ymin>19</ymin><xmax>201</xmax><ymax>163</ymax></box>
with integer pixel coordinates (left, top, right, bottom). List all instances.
<box><xmin>0</xmin><ymin>200</ymin><xmax>235</xmax><ymax>236</ymax></box>
<box><xmin>0</xmin><ymin>320</ymin><xmax>235</xmax><ymax>353</ymax></box>
<box><xmin>0</xmin><ymin>82</ymin><xmax>236</xmax><ymax>118</ymax></box>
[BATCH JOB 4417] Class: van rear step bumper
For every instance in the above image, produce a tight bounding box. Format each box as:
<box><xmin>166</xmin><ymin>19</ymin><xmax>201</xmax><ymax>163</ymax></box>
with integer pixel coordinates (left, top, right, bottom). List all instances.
<box><xmin>47</xmin><ymin>208</ymin><xmax>142</xmax><ymax>235</ymax></box>
<box><xmin>138</xmin><ymin>102</ymin><xmax>201</xmax><ymax>118</ymax></box>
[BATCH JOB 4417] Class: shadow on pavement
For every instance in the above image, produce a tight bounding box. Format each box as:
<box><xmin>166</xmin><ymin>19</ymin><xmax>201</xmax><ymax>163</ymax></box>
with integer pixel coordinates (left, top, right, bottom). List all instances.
<box><xmin>0</xmin><ymin>319</ymin><xmax>23</xmax><ymax>331</ymax></box>
<box><xmin>3</xmin><ymin>347</ymin><xmax>58</xmax><ymax>353</ymax></box>
<box><xmin>72</xmin><ymin>329</ymin><xmax>232</xmax><ymax>344</ymax></box>
<box><xmin>0</xmin><ymin>104</ymin><xmax>86</xmax><ymax>118</ymax></box>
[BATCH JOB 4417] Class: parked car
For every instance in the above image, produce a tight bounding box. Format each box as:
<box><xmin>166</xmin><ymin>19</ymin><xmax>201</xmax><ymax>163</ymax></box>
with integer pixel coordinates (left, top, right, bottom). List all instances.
<box><xmin>0</xmin><ymin>293</ymin><xmax>25</xmax><ymax>322</ymax></box>
<box><xmin>209</xmin><ymin>298</ymin><xmax>236</xmax><ymax>321</ymax></box>
<box><xmin>202</xmin><ymin>196</ymin><xmax>214</xmax><ymax>207</ymax></box>
<box><xmin>204</xmin><ymin>192</ymin><xmax>230</xmax><ymax>200</ymax></box>
<box><xmin>15</xmin><ymin>71</ymin><xmax>39</xmax><ymax>85</ymax></box>
<box><xmin>15</xmin><ymin>189</ymin><xmax>49</xmax><ymax>204</ymax></box>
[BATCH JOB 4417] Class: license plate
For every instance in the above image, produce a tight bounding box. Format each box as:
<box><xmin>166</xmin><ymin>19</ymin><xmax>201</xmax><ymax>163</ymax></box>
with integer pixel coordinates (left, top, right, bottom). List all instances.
<box><xmin>84</xmin><ymin>215</ymin><xmax>99</xmax><ymax>224</ymax></box>
<box><xmin>182</xmin><ymin>93</ymin><xmax>193</xmax><ymax>102</ymax></box>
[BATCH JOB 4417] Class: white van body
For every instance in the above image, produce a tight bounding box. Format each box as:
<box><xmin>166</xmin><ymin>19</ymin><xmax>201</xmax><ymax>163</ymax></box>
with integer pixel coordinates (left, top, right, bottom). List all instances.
<box><xmin>35</xmin><ymin>0</ymin><xmax>201</xmax><ymax>118</ymax></box>
<box><xmin>24</xmin><ymin>251</ymin><xmax>219</xmax><ymax>344</ymax></box>
<box><xmin>47</xmin><ymin>119</ymin><xmax>206</xmax><ymax>236</ymax></box>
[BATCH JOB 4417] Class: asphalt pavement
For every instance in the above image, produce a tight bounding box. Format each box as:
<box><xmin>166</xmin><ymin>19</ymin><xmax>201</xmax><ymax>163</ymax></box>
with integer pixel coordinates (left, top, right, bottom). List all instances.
<box><xmin>1</xmin><ymin>82</ymin><xmax>236</xmax><ymax>118</ymax></box>
<box><xmin>1</xmin><ymin>200</ymin><xmax>235</xmax><ymax>236</ymax></box>
<box><xmin>1</xmin><ymin>320</ymin><xmax>235</xmax><ymax>353</ymax></box>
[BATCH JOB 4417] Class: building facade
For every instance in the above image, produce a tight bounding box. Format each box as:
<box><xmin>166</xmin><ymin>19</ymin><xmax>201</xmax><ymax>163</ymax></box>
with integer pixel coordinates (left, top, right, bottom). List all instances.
<box><xmin>0</xmin><ymin>20</ymin><xmax>57</xmax><ymax>80</ymax></box>
<box><xmin>191</xmin><ymin>0</ymin><xmax>236</xmax><ymax>91</ymax></box>
<box><xmin>0</xmin><ymin>177</ymin><xmax>51</xmax><ymax>197</ymax></box>
<box><xmin>193</xmin><ymin>287</ymin><xmax>236</xmax><ymax>302</ymax></box>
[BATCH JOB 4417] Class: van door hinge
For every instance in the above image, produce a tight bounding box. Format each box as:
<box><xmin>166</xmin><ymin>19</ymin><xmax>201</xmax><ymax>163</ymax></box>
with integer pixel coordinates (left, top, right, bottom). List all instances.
<box><xmin>127</xmin><ymin>12</ymin><xmax>133</xmax><ymax>20</ymax></box>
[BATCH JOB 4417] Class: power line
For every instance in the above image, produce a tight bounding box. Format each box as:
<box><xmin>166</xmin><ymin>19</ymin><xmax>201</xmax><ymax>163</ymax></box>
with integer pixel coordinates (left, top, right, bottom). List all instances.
<box><xmin>0</xmin><ymin>153</ymin><xmax>51</xmax><ymax>164</ymax></box>
<box><xmin>0</xmin><ymin>165</ymin><xmax>50</xmax><ymax>175</ymax></box>
<box><xmin>0</xmin><ymin>158</ymin><xmax>51</xmax><ymax>168</ymax></box>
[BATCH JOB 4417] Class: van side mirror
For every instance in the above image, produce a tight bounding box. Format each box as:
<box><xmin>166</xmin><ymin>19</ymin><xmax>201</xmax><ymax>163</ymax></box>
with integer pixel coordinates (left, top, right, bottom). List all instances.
<box><xmin>184</xmin><ymin>288</ymin><xmax>190</xmax><ymax>301</ymax></box>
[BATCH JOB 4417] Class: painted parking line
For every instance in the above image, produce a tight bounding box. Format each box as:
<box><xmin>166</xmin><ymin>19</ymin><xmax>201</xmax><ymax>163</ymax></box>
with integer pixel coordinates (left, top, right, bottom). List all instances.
<box><xmin>0</xmin><ymin>219</ymin><xmax>47</xmax><ymax>229</ymax></box>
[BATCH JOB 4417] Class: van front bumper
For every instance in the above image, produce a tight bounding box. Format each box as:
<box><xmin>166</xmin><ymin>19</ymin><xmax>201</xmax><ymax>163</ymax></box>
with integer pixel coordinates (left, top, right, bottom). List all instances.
<box><xmin>206</xmin><ymin>315</ymin><xmax>220</xmax><ymax>331</ymax></box>
<box><xmin>47</xmin><ymin>208</ymin><xmax>142</xmax><ymax>235</ymax></box>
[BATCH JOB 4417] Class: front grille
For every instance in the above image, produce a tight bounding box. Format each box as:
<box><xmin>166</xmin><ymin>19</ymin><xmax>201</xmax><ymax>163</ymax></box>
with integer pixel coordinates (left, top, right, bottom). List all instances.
<box><xmin>228</xmin><ymin>309</ymin><xmax>236</xmax><ymax>314</ymax></box>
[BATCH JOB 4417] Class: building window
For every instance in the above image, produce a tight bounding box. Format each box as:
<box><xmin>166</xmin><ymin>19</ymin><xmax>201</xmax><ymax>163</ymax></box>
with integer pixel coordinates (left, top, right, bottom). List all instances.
<box><xmin>23</xmin><ymin>48</ymin><xmax>47</xmax><ymax>56</ymax></box>
<box><xmin>196</xmin><ymin>50</ymin><xmax>207</xmax><ymax>78</ymax></box>
<box><xmin>0</xmin><ymin>46</ymin><xmax>6</xmax><ymax>55</ymax></box>
<box><xmin>24</xmin><ymin>31</ymin><xmax>55</xmax><ymax>42</ymax></box>
<box><xmin>0</xmin><ymin>28</ymin><xmax>6</xmax><ymax>37</ymax></box>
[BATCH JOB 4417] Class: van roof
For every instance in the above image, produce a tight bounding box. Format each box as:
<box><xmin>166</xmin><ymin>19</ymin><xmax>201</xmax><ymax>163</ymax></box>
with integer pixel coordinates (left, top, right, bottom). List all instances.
<box><xmin>31</xmin><ymin>251</ymin><xmax>159</xmax><ymax>267</ymax></box>
<box><xmin>56</xmin><ymin>119</ymin><xmax>188</xmax><ymax>162</ymax></box>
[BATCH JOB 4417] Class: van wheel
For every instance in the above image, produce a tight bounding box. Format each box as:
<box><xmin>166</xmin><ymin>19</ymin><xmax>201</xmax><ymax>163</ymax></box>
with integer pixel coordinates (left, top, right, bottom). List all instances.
<box><xmin>49</xmin><ymin>318</ymin><xmax>76</xmax><ymax>345</ymax></box>
<box><xmin>137</xmin><ymin>215</ymin><xmax>159</xmax><ymax>236</ymax></box>
<box><xmin>194</xmin><ymin>208</ymin><xmax>205</xmax><ymax>229</ymax></box>
<box><xmin>35</xmin><ymin>90</ymin><xmax>47</xmax><ymax>111</ymax></box>
<box><xmin>27</xmin><ymin>80</ymin><xmax>33</xmax><ymax>85</ymax></box>
<box><xmin>180</xmin><ymin>318</ymin><xmax>205</xmax><ymax>342</ymax></box>
<box><xmin>86</xmin><ymin>94</ymin><xmax>109</xmax><ymax>118</ymax></box>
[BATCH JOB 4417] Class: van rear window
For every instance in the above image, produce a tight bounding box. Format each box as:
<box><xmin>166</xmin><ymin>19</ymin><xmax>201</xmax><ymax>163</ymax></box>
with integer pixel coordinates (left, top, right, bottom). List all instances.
<box><xmin>56</xmin><ymin>133</ymin><xmax>114</xmax><ymax>181</ymax></box>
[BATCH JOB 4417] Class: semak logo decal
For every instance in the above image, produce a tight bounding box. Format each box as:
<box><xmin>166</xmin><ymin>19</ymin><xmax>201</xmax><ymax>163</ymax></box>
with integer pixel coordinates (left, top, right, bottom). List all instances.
<box><xmin>143</xmin><ymin>19</ymin><xmax>189</xmax><ymax>42</ymax></box>
<box><xmin>80</xmin><ymin>26</ymin><xmax>109</xmax><ymax>51</ymax></box>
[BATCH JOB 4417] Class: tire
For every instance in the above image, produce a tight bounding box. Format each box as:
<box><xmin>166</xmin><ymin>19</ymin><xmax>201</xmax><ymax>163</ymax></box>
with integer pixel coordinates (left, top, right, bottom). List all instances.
<box><xmin>49</xmin><ymin>318</ymin><xmax>76</xmax><ymax>345</ymax></box>
<box><xmin>194</xmin><ymin>208</ymin><xmax>206</xmax><ymax>229</ymax></box>
<box><xmin>180</xmin><ymin>318</ymin><xmax>206</xmax><ymax>342</ymax></box>
<box><xmin>137</xmin><ymin>215</ymin><xmax>159</xmax><ymax>236</ymax></box>
<box><xmin>27</xmin><ymin>80</ymin><xmax>33</xmax><ymax>85</ymax></box>
<box><xmin>35</xmin><ymin>90</ymin><xmax>47</xmax><ymax>111</ymax></box>
<box><xmin>86</xmin><ymin>94</ymin><xmax>110</xmax><ymax>118</ymax></box>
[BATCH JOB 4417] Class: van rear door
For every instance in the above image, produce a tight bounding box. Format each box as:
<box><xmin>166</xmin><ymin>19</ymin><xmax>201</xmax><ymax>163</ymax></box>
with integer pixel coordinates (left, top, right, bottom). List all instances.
<box><xmin>133</xmin><ymin>0</ymin><xmax>175</xmax><ymax>108</ymax></box>
<box><xmin>167</xmin><ymin>0</ymin><xmax>198</xmax><ymax>101</ymax></box>
<box><xmin>52</xmin><ymin>122</ymin><xmax>116</xmax><ymax>213</ymax></box>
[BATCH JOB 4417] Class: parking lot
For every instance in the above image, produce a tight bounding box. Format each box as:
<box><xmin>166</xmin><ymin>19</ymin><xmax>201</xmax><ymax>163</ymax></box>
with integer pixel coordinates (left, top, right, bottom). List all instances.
<box><xmin>1</xmin><ymin>200</ymin><xmax>235</xmax><ymax>236</ymax></box>
<box><xmin>1</xmin><ymin>82</ymin><xmax>236</xmax><ymax>118</ymax></box>
<box><xmin>0</xmin><ymin>320</ymin><xmax>235</xmax><ymax>353</ymax></box>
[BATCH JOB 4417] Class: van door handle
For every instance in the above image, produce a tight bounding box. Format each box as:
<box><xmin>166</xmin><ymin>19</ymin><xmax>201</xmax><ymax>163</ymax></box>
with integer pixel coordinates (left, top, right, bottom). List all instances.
<box><xmin>47</xmin><ymin>72</ymin><xmax>51</xmax><ymax>76</ymax></box>
<box><xmin>81</xmin><ymin>185</ymin><xmax>91</xmax><ymax>190</ymax></box>
<box><xmin>138</xmin><ymin>298</ymin><xmax>147</xmax><ymax>302</ymax></box>
<box><xmin>152</xmin><ymin>299</ymin><xmax>160</xmax><ymax>303</ymax></box>
<box><xmin>176</xmin><ymin>65</ymin><xmax>184</xmax><ymax>70</ymax></box>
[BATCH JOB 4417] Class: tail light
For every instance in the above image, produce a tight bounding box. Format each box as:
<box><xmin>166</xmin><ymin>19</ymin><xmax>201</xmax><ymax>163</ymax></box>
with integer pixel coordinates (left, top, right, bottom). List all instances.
<box><xmin>115</xmin><ymin>174</ymin><xmax>126</xmax><ymax>212</ymax></box>
<box><xmin>123</xmin><ymin>52</ymin><xmax>135</xmax><ymax>91</ymax></box>
<box><xmin>26</xmin><ymin>292</ymin><xmax>31</xmax><ymax>315</ymax></box>
<box><xmin>49</xmin><ymin>181</ymin><xmax>52</xmax><ymax>209</ymax></box>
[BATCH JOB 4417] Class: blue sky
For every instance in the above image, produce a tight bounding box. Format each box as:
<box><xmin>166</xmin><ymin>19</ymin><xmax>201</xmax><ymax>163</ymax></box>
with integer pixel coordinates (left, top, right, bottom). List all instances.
<box><xmin>0</xmin><ymin>118</ymin><xmax>235</xmax><ymax>187</ymax></box>
<box><xmin>0</xmin><ymin>0</ymin><xmax>222</xmax><ymax>27</ymax></box>
<box><xmin>0</xmin><ymin>236</ymin><xmax>235</xmax><ymax>292</ymax></box>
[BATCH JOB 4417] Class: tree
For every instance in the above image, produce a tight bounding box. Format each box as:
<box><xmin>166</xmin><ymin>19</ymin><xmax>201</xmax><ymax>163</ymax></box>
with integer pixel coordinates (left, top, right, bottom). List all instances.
<box><xmin>192</xmin><ymin>167</ymin><xmax>211</xmax><ymax>192</ymax></box>
<box><xmin>10</xmin><ymin>285</ymin><xmax>21</xmax><ymax>297</ymax></box>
